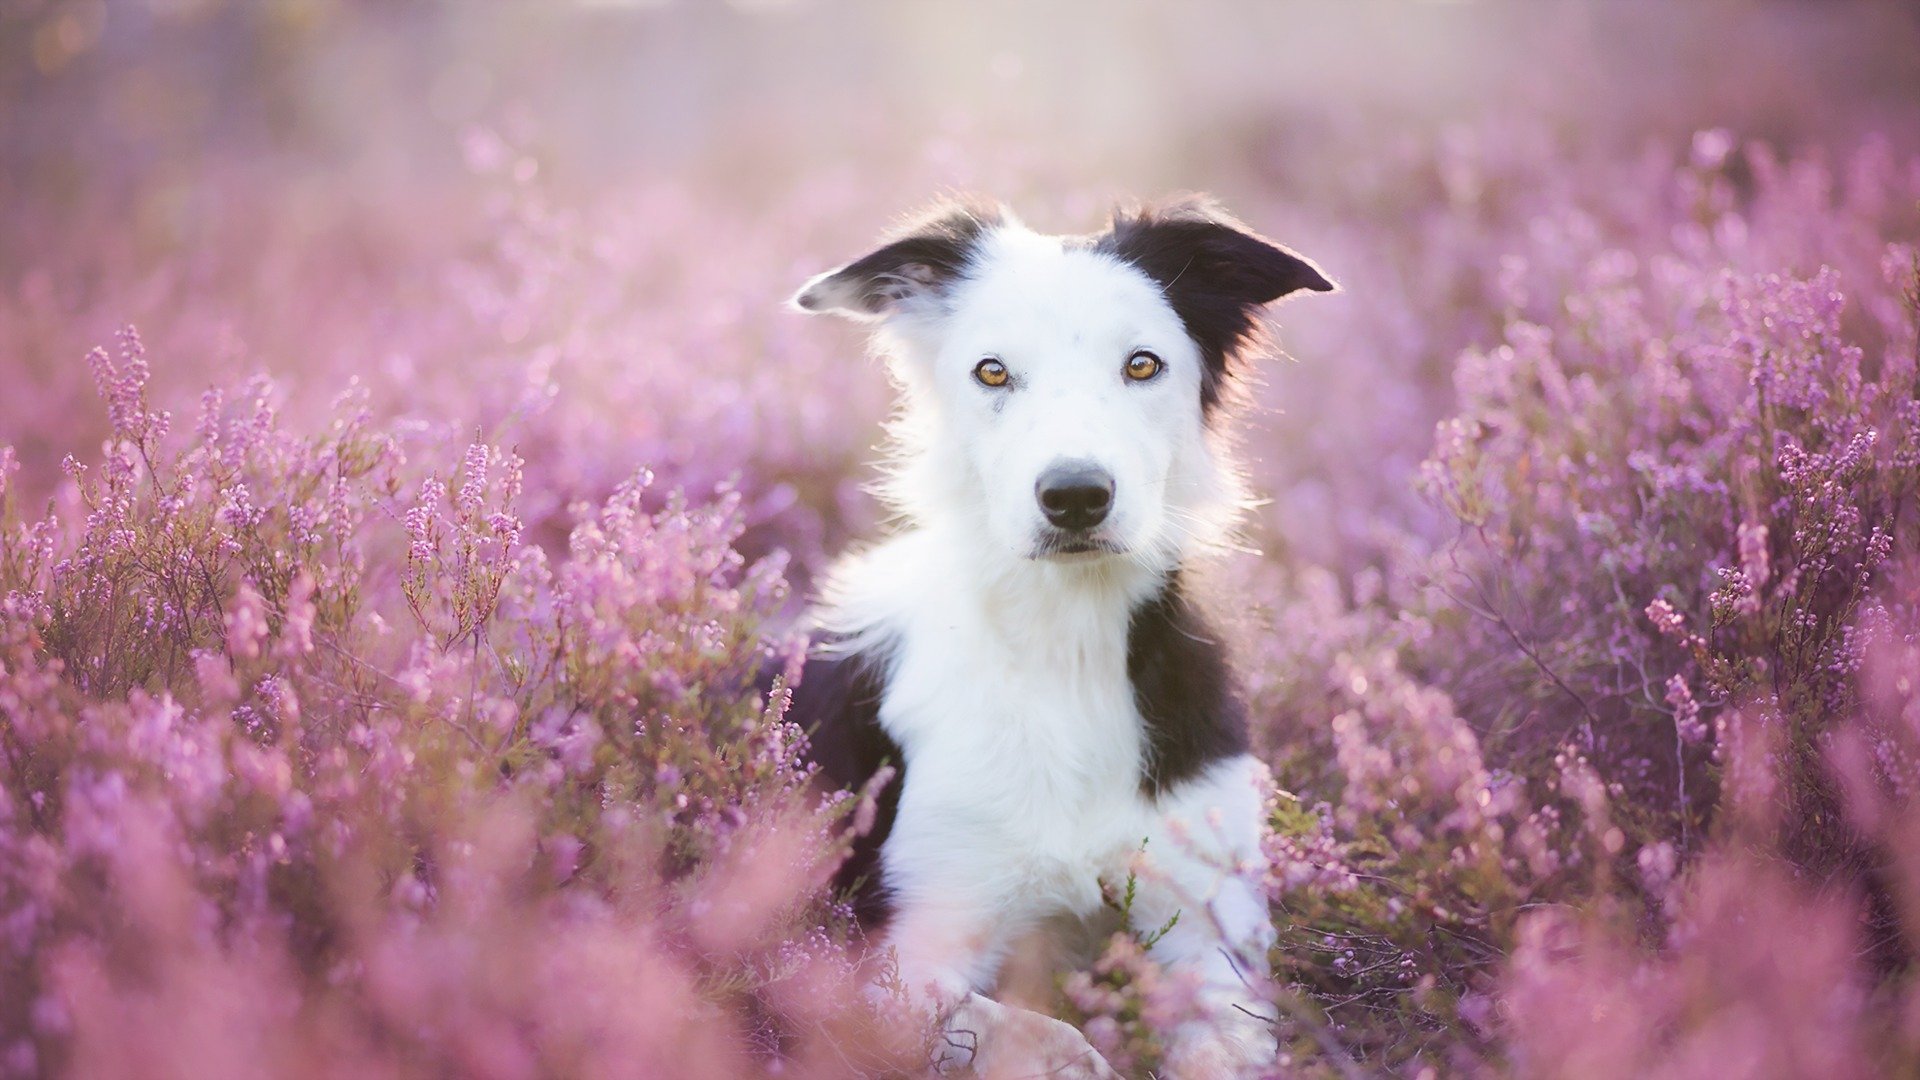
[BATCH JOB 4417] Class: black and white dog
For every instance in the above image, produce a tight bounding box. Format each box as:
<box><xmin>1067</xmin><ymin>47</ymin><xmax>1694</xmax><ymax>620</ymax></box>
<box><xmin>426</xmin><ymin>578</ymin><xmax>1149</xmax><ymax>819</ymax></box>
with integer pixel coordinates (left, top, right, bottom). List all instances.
<box><xmin>787</xmin><ymin>197</ymin><xmax>1332</xmax><ymax>1077</ymax></box>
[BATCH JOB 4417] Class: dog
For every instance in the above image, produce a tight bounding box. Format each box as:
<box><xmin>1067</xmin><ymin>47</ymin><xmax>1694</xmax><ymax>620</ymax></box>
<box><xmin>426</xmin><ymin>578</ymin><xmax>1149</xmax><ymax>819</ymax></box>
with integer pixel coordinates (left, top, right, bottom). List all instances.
<box><xmin>785</xmin><ymin>195</ymin><xmax>1332</xmax><ymax>1077</ymax></box>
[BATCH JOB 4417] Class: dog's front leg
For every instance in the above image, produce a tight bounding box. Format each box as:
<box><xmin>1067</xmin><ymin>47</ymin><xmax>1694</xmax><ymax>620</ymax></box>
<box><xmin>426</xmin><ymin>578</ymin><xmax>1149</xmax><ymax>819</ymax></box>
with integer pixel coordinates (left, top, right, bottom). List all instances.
<box><xmin>883</xmin><ymin>901</ymin><xmax>1117</xmax><ymax>1078</ymax></box>
<box><xmin>935</xmin><ymin>993</ymin><xmax>1119</xmax><ymax>1079</ymax></box>
<box><xmin>1128</xmin><ymin>755</ymin><xmax>1282</xmax><ymax>1078</ymax></box>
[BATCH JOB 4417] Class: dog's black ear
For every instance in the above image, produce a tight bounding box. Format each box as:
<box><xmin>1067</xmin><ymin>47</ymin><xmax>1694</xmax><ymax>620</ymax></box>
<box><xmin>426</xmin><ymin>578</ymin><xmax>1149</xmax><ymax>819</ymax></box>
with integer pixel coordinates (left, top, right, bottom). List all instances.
<box><xmin>1099</xmin><ymin>196</ymin><xmax>1334</xmax><ymax>410</ymax></box>
<box><xmin>792</xmin><ymin>199</ymin><xmax>1004</xmax><ymax>321</ymax></box>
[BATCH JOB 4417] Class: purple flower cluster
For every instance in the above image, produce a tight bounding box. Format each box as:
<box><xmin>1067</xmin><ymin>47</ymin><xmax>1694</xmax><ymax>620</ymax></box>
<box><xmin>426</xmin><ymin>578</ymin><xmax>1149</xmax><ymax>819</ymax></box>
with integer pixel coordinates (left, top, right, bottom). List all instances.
<box><xmin>0</xmin><ymin>331</ymin><xmax>924</xmax><ymax>1076</ymax></box>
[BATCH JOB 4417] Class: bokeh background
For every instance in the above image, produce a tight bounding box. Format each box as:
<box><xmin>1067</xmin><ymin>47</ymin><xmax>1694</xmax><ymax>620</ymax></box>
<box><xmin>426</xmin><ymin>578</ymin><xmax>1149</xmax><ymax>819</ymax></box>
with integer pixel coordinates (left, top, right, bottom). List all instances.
<box><xmin>6</xmin><ymin>2</ymin><xmax>1920</xmax><ymax>1077</ymax></box>
<box><xmin>9</xmin><ymin>0</ymin><xmax>1920</xmax><ymax>573</ymax></box>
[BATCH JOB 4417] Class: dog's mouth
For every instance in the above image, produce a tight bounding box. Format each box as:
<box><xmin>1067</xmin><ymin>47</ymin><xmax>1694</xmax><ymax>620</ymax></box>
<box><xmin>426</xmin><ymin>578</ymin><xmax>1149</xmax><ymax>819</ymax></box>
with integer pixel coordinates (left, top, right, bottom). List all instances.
<box><xmin>1029</xmin><ymin>531</ymin><xmax>1126</xmax><ymax>560</ymax></box>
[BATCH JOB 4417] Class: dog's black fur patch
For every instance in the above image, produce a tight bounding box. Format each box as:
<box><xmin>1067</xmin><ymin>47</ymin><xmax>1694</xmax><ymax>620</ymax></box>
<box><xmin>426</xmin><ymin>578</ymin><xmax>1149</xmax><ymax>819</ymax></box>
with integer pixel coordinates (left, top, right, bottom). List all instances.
<box><xmin>797</xmin><ymin>200</ymin><xmax>1003</xmax><ymax>318</ymax></box>
<box><xmin>1097</xmin><ymin>197</ymin><xmax>1333</xmax><ymax>414</ymax></box>
<box><xmin>785</xmin><ymin>640</ymin><xmax>903</xmax><ymax>930</ymax></box>
<box><xmin>1127</xmin><ymin>573</ymin><xmax>1250</xmax><ymax>796</ymax></box>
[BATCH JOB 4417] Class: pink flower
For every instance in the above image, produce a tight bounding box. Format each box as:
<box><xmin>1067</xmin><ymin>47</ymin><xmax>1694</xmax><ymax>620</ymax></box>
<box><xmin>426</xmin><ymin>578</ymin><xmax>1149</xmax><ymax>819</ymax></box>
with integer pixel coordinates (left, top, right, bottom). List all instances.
<box><xmin>224</xmin><ymin>581</ymin><xmax>270</xmax><ymax>660</ymax></box>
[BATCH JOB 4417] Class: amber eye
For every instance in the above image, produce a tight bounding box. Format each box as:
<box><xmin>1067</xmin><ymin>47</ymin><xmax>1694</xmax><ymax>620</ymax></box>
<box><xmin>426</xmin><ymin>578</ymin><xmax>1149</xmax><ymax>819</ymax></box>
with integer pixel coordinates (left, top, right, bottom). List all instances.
<box><xmin>1124</xmin><ymin>350</ymin><xmax>1164</xmax><ymax>382</ymax></box>
<box><xmin>973</xmin><ymin>358</ymin><xmax>1011</xmax><ymax>388</ymax></box>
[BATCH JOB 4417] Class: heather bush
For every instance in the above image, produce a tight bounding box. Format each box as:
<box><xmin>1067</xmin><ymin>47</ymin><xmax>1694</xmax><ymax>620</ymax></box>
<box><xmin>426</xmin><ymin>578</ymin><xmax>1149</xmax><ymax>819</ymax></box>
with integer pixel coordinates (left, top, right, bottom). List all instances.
<box><xmin>1409</xmin><ymin>144</ymin><xmax>1920</xmax><ymax>889</ymax></box>
<box><xmin>1225</xmin><ymin>135</ymin><xmax>1920</xmax><ymax>1074</ymax></box>
<box><xmin>0</xmin><ymin>329</ymin><xmax>927</xmax><ymax>1076</ymax></box>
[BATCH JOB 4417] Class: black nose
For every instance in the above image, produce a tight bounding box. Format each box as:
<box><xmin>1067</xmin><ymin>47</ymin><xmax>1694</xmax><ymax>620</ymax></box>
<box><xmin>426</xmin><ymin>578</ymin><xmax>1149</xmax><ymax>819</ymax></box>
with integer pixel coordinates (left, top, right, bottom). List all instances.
<box><xmin>1036</xmin><ymin>461</ymin><xmax>1115</xmax><ymax>531</ymax></box>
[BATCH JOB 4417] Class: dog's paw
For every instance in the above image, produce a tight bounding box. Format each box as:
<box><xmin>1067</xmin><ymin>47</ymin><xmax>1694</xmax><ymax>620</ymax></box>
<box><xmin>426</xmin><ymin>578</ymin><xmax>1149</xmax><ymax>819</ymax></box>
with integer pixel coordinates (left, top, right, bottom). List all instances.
<box><xmin>932</xmin><ymin>993</ymin><xmax>1118</xmax><ymax>1079</ymax></box>
<box><xmin>1164</xmin><ymin>1010</ymin><xmax>1280</xmax><ymax>1080</ymax></box>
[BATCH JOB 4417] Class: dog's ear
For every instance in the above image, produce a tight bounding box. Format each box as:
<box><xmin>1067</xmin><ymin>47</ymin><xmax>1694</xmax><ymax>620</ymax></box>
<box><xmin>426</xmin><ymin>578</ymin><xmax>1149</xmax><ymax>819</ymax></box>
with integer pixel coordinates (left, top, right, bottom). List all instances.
<box><xmin>1099</xmin><ymin>196</ymin><xmax>1333</xmax><ymax>409</ymax></box>
<box><xmin>1102</xmin><ymin>196</ymin><xmax>1333</xmax><ymax>310</ymax></box>
<box><xmin>792</xmin><ymin>200</ymin><xmax>1004</xmax><ymax>321</ymax></box>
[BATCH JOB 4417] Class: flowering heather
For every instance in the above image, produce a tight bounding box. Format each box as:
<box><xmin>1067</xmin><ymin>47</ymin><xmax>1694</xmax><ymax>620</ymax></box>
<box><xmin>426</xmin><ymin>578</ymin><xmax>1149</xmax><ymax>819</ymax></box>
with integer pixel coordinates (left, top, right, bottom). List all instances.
<box><xmin>0</xmin><ymin>314</ymin><xmax>947</xmax><ymax>1075</ymax></box>
<box><xmin>9</xmin><ymin>6</ymin><xmax>1920</xmax><ymax>1075</ymax></box>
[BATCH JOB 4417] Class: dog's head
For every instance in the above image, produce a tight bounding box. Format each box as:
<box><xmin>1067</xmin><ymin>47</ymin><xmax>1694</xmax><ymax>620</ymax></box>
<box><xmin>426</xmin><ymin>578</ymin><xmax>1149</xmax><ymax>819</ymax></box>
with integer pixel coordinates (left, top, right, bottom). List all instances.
<box><xmin>794</xmin><ymin>196</ymin><xmax>1332</xmax><ymax>571</ymax></box>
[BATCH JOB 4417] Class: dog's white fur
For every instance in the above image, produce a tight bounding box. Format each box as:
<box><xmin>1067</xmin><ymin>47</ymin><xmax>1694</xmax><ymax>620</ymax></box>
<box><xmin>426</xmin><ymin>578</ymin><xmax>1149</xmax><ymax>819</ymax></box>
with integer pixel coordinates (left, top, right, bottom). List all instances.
<box><xmin>797</xmin><ymin>209</ymin><xmax>1286</xmax><ymax>1076</ymax></box>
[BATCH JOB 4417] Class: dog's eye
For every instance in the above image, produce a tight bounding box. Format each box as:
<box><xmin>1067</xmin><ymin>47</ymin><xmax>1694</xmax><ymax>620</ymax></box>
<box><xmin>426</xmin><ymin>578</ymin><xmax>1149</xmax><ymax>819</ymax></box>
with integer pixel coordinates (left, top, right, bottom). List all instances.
<box><xmin>1124</xmin><ymin>351</ymin><xmax>1164</xmax><ymax>382</ymax></box>
<box><xmin>973</xmin><ymin>358</ymin><xmax>1011</xmax><ymax>388</ymax></box>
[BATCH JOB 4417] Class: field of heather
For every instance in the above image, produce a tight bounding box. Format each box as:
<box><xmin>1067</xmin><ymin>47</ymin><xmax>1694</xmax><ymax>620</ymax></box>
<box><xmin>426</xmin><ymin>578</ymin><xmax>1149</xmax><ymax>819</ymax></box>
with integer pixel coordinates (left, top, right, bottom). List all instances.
<box><xmin>5</xmin><ymin>3</ymin><xmax>1920</xmax><ymax>1077</ymax></box>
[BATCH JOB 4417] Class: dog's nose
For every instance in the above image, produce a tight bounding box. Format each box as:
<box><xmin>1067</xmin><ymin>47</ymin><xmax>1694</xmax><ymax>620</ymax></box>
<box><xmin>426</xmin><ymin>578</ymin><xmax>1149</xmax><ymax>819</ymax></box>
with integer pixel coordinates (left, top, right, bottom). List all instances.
<box><xmin>1036</xmin><ymin>462</ymin><xmax>1115</xmax><ymax>531</ymax></box>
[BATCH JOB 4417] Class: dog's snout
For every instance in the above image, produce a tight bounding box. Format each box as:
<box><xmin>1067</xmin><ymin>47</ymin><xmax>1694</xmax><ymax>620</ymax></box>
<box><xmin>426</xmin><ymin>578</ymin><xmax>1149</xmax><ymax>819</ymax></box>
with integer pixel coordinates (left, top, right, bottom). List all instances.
<box><xmin>1036</xmin><ymin>461</ymin><xmax>1115</xmax><ymax>531</ymax></box>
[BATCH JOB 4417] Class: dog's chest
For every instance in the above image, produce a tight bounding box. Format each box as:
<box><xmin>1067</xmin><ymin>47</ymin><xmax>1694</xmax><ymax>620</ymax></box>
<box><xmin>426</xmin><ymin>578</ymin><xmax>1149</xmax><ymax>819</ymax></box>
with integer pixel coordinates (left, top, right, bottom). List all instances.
<box><xmin>879</xmin><ymin>589</ymin><xmax>1156</xmax><ymax>912</ymax></box>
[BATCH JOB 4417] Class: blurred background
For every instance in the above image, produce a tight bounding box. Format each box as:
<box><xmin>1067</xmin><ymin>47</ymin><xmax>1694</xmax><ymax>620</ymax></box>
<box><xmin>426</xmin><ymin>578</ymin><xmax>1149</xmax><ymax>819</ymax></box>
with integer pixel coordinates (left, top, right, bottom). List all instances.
<box><xmin>8</xmin><ymin>2</ymin><xmax>1920</xmax><ymax>219</ymax></box>
<box><xmin>9</xmin><ymin>1</ymin><xmax>1920</xmax><ymax>207</ymax></box>
<box><xmin>5</xmin><ymin>0</ymin><xmax>1920</xmax><ymax>572</ymax></box>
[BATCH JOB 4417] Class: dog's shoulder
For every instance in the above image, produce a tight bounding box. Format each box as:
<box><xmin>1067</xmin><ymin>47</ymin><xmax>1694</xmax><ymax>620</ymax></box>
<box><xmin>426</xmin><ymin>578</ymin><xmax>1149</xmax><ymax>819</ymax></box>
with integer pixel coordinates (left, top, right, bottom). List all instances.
<box><xmin>809</xmin><ymin>531</ymin><xmax>941</xmax><ymax>629</ymax></box>
<box><xmin>1128</xmin><ymin>571</ymin><xmax>1251</xmax><ymax>797</ymax></box>
<box><xmin>788</xmin><ymin>636</ymin><xmax>897</xmax><ymax>792</ymax></box>
<box><xmin>787</xmin><ymin>631</ymin><xmax>905</xmax><ymax>930</ymax></box>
